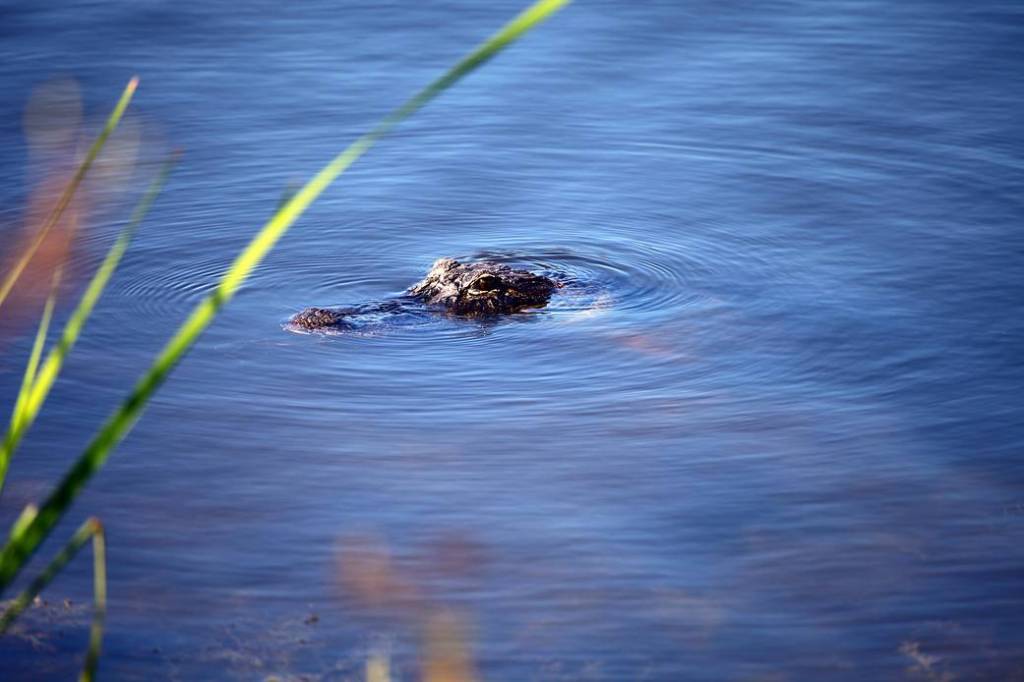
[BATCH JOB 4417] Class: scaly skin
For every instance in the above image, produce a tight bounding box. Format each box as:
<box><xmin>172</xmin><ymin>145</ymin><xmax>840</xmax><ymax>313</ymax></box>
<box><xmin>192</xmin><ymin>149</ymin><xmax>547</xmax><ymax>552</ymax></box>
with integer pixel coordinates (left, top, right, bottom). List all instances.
<box><xmin>407</xmin><ymin>258</ymin><xmax>557</xmax><ymax>316</ymax></box>
<box><xmin>289</xmin><ymin>258</ymin><xmax>558</xmax><ymax>331</ymax></box>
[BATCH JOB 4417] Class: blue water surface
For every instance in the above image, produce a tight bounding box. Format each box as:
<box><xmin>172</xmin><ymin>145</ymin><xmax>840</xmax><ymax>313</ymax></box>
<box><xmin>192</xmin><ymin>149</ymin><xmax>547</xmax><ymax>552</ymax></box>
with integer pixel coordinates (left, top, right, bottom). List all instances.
<box><xmin>1</xmin><ymin>1</ymin><xmax>1022</xmax><ymax>679</ymax></box>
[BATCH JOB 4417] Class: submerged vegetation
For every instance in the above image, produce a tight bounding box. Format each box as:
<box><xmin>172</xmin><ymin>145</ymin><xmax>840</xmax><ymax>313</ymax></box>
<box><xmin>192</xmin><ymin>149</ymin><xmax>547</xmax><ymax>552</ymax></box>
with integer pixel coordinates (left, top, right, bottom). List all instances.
<box><xmin>0</xmin><ymin>1</ymin><xmax>569</xmax><ymax>677</ymax></box>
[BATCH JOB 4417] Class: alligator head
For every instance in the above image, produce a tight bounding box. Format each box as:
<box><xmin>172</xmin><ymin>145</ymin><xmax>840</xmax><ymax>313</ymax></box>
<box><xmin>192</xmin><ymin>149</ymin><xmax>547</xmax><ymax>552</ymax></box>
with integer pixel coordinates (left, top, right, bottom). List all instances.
<box><xmin>407</xmin><ymin>258</ymin><xmax>557</xmax><ymax>316</ymax></box>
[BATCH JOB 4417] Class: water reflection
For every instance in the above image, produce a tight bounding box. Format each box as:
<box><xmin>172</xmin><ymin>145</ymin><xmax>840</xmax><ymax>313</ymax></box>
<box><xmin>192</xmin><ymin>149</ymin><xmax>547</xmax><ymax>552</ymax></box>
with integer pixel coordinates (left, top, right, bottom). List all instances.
<box><xmin>338</xmin><ymin>533</ymin><xmax>481</xmax><ymax>682</ymax></box>
<box><xmin>1</xmin><ymin>76</ymin><xmax>141</xmax><ymax>340</ymax></box>
<box><xmin>1</xmin><ymin>0</ymin><xmax>1023</xmax><ymax>679</ymax></box>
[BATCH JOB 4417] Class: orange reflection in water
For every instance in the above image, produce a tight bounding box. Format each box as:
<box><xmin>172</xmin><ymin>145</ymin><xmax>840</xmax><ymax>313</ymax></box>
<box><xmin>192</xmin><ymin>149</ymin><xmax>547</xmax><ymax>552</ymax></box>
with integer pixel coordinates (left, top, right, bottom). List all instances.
<box><xmin>1</xmin><ymin>77</ymin><xmax>139</xmax><ymax>339</ymax></box>
<box><xmin>336</xmin><ymin>533</ymin><xmax>481</xmax><ymax>682</ymax></box>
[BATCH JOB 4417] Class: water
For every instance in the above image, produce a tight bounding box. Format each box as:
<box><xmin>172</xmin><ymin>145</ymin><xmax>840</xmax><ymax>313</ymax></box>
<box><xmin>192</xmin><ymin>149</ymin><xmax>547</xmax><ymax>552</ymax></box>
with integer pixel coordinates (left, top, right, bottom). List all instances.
<box><xmin>1</xmin><ymin>1</ymin><xmax>1023</xmax><ymax>679</ymax></box>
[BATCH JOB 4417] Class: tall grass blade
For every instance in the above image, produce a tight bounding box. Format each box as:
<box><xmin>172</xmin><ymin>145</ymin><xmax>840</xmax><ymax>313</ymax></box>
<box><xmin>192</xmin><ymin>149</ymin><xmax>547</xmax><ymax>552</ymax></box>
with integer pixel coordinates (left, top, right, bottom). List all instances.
<box><xmin>275</xmin><ymin>182</ymin><xmax>300</xmax><ymax>212</ymax></box>
<box><xmin>7</xmin><ymin>504</ymin><xmax>38</xmax><ymax>544</ymax></box>
<box><xmin>0</xmin><ymin>0</ymin><xmax>569</xmax><ymax>589</ymax></box>
<box><xmin>0</xmin><ymin>77</ymin><xmax>139</xmax><ymax>314</ymax></box>
<box><xmin>0</xmin><ymin>155</ymin><xmax>178</xmax><ymax>496</ymax></box>
<box><xmin>0</xmin><ymin>518</ymin><xmax>106</xmax><ymax>682</ymax></box>
<box><xmin>80</xmin><ymin>519</ymin><xmax>106</xmax><ymax>682</ymax></box>
<box><xmin>0</xmin><ymin>285</ymin><xmax>58</xmax><ymax>497</ymax></box>
<box><xmin>0</xmin><ymin>517</ymin><xmax>103</xmax><ymax>632</ymax></box>
<box><xmin>9</xmin><ymin>287</ymin><xmax>58</xmax><ymax>432</ymax></box>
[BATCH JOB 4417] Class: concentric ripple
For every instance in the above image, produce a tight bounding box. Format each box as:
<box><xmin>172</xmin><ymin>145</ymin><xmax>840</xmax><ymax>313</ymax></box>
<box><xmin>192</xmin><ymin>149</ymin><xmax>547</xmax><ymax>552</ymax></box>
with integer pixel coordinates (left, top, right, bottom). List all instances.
<box><xmin>274</xmin><ymin>217</ymin><xmax>775</xmax><ymax>346</ymax></box>
<box><xmin>114</xmin><ymin>256</ymin><xmax>228</xmax><ymax>316</ymax></box>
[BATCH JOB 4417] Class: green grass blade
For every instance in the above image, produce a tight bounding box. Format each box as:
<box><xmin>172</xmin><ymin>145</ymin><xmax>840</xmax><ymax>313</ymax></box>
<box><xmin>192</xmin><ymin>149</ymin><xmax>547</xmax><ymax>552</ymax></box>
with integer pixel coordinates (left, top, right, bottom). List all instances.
<box><xmin>0</xmin><ymin>0</ymin><xmax>569</xmax><ymax>590</ymax></box>
<box><xmin>0</xmin><ymin>517</ymin><xmax>101</xmax><ymax>632</ymax></box>
<box><xmin>6</xmin><ymin>505</ymin><xmax>38</xmax><ymax>544</ymax></box>
<box><xmin>80</xmin><ymin>520</ymin><xmax>107</xmax><ymax>682</ymax></box>
<box><xmin>0</xmin><ymin>77</ymin><xmax>139</xmax><ymax>314</ymax></box>
<box><xmin>9</xmin><ymin>287</ymin><xmax>58</xmax><ymax>432</ymax></box>
<box><xmin>0</xmin><ymin>518</ymin><xmax>107</xmax><ymax>682</ymax></box>
<box><xmin>0</xmin><ymin>285</ymin><xmax>58</xmax><ymax>496</ymax></box>
<box><xmin>275</xmin><ymin>182</ymin><xmax>300</xmax><ymax>212</ymax></box>
<box><xmin>0</xmin><ymin>155</ymin><xmax>177</xmax><ymax>497</ymax></box>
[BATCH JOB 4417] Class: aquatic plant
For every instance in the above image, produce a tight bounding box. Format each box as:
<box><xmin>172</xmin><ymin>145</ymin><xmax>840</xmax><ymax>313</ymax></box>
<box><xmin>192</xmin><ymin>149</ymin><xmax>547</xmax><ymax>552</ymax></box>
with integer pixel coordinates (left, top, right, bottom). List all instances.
<box><xmin>0</xmin><ymin>79</ymin><xmax>138</xmax><ymax>317</ymax></box>
<box><xmin>0</xmin><ymin>0</ymin><xmax>569</xmax><ymax>677</ymax></box>
<box><xmin>0</xmin><ymin>518</ymin><xmax>106</xmax><ymax>681</ymax></box>
<box><xmin>0</xmin><ymin>100</ymin><xmax>175</xmax><ymax>680</ymax></box>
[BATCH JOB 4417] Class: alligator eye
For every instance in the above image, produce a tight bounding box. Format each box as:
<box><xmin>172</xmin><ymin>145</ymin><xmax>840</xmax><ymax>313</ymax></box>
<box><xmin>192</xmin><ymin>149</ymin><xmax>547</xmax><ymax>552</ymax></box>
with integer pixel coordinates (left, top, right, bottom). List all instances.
<box><xmin>469</xmin><ymin>275</ymin><xmax>504</xmax><ymax>292</ymax></box>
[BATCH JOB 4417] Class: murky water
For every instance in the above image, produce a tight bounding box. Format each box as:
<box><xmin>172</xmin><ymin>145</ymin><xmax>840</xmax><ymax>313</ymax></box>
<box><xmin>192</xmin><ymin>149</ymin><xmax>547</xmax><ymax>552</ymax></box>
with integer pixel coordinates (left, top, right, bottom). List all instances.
<box><xmin>1</xmin><ymin>1</ymin><xmax>1023</xmax><ymax>679</ymax></box>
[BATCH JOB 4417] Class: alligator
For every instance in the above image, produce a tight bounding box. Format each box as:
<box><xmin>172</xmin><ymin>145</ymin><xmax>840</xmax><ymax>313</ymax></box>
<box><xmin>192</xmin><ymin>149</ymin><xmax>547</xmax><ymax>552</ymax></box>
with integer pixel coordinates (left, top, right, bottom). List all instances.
<box><xmin>288</xmin><ymin>258</ymin><xmax>560</xmax><ymax>332</ymax></box>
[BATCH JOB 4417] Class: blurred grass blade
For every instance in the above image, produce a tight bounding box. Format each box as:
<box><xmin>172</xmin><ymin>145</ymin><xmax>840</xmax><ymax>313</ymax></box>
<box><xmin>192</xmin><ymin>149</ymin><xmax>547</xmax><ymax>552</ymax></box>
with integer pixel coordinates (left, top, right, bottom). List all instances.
<box><xmin>80</xmin><ymin>520</ymin><xmax>107</xmax><ymax>682</ymax></box>
<box><xmin>0</xmin><ymin>517</ymin><xmax>103</xmax><ymax>632</ymax></box>
<box><xmin>9</xmin><ymin>285</ymin><xmax>58</xmax><ymax>430</ymax></box>
<box><xmin>0</xmin><ymin>518</ymin><xmax>107</xmax><ymax>682</ymax></box>
<box><xmin>0</xmin><ymin>77</ymin><xmax>139</xmax><ymax>314</ymax></box>
<box><xmin>275</xmin><ymin>182</ymin><xmax>300</xmax><ymax>212</ymax></box>
<box><xmin>0</xmin><ymin>155</ymin><xmax>178</xmax><ymax>496</ymax></box>
<box><xmin>0</xmin><ymin>286</ymin><xmax>58</xmax><ymax>497</ymax></box>
<box><xmin>7</xmin><ymin>504</ymin><xmax>38</xmax><ymax>544</ymax></box>
<box><xmin>0</xmin><ymin>0</ymin><xmax>569</xmax><ymax>589</ymax></box>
